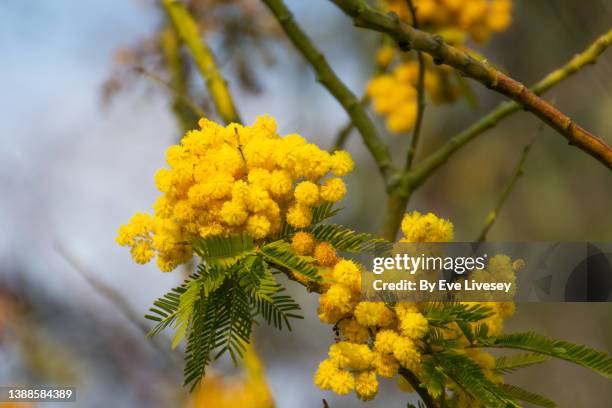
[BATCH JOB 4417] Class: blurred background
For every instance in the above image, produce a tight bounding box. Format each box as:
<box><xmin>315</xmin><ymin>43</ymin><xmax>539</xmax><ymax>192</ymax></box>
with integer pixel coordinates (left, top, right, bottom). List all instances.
<box><xmin>1</xmin><ymin>0</ymin><xmax>611</xmax><ymax>407</ymax></box>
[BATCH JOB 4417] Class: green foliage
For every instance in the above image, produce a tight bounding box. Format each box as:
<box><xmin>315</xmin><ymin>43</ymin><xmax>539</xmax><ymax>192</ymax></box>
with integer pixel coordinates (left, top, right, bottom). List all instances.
<box><xmin>498</xmin><ymin>384</ymin><xmax>557</xmax><ymax>408</ymax></box>
<box><xmin>421</xmin><ymin>301</ymin><xmax>495</xmax><ymax>325</ymax></box>
<box><xmin>308</xmin><ymin>223</ymin><xmax>389</xmax><ymax>252</ymax></box>
<box><xmin>260</xmin><ymin>241</ymin><xmax>320</xmax><ymax>280</ymax></box>
<box><xmin>434</xmin><ymin>352</ymin><xmax>518</xmax><ymax>408</ymax></box>
<box><xmin>494</xmin><ymin>353</ymin><xmax>549</xmax><ymax>374</ymax></box>
<box><xmin>420</xmin><ymin>358</ymin><xmax>445</xmax><ymax>398</ymax></box>
<box><xmin>489</xmin><ymin>332</ymin><xmax>612</xmax><ymax>378</ymax></box>
<box><xmin>192</xmin><ymin>233</ymin><xmax>255</xmax><ymax>267</ymax></box>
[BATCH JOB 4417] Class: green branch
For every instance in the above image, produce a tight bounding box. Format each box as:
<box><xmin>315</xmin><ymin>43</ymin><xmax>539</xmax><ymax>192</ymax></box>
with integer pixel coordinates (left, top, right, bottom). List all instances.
<box><xmin>399</xmin><ymin>367</ymin><xmax>439</xmax><ymax>408</ymax></box>
<box><xmin>408</xmin><ymin>29</ymin><xmax>612</xmax><ymax>190</ymax></box>
<box><xmin>476</xmin><ymin>141</ymin><xmax>533</xmax><ymax>242</ymax></box>
<box><xmin>161</xmin><ymin>0</ymin><xmax>241</xmax><ymax>125</ymax></box>
<box><xmin>261</xmin><ymin>0</ymin><xmax>396</xmax><ymax>183</ymax></box>
<box><xmin>404</xmin><ymin>0</ymin><xmax>426</xmax><ymax>171</ymax></box>
<box><xmin>329</xmin><ymin>0</ymin><xmax>612</xmax><ymax>169</ymax></box>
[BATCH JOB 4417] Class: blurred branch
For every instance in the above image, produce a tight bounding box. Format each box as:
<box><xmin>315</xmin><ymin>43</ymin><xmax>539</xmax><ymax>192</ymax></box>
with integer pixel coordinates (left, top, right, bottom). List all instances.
<box><xmin>261</xmin><ymin>0</ymin><xmax>397</xmax><ymax>184</ymax></box>
<box><xmin>56</xmin><ymin>244</ymin><xmax>183</xmax><ymax>367</ymax></box>
<box><xmin>404</xmin><ymin>0</ymin><xmax>426</xmax><ymax>171</ymax></box>
<box><xmin>329</xmin><ymin>0</ymin><xmax>612</xmax><ymax>169</ymax></box>
<box><xmin>407</xmin><ymin>28</ymin><xmax>612</xmax><ymax>190</ymax></box>
<box><xmin>162</xmin><ymin>0</ymin><xmax>241</xmax><ymax>125</ymax></box>
<box><xmin>476</xmin><ymin>140</ymin><xmax>534</xmax><ymax>242</ymax></box>
<box><xmin>331</xmin><ymin>95</ymin><xmax>370</xmax><ymax>151</ymax></box>
<box><xmin>135</xmin><ymin>66</ymin><xmax>206</xmax><ymax>119</ymax></box>
<box><xmin>159</xmin><ymin>25</ymin><xmax>201</xmax><ymax>133</ymax></box>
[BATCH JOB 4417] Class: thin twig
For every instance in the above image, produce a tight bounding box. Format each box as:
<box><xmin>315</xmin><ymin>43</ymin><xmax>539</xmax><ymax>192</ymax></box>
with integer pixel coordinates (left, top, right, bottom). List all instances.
<box><xmin>404</xmin><ymin>0</ymin><xmax>426</xmax><ymax>171</ymax></box>
<box><xmin>261</xmin><ymin>0</ymin><xmax>396</xmax><ymax>184</ymax></box>
<box><xmin>332</xmin><ymin>95</ymin><xmax>370</xmax><ymax>151</ymax></box>
<box><xmin>476</xmin><ymin>139</ymin><xmax>535</xmax><ymax>242</ymax></box>
<box><xmin>162</xmin><ymin>0</ymin><xmax>241</xmax><ymax>125</ymax></box>
<box><xmin>55</xmin><ymin>244</ymin><xmax>183</xmax><ymax>367</ymax></box>
<box><xmin>329</xmin><ymin>0</ymin><xmax>612</xmax><ymax>169</ymax></box>
<box><xmin>135</xmin><ymin>66</ymin><xmax>206</xmax><ymax>119</ymax></box>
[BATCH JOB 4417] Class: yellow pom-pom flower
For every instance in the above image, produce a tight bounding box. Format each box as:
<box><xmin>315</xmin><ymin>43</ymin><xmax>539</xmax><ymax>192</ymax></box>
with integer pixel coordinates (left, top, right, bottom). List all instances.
<box><xmin>117</xmin><ymin>115</ymin><xmax>353</xmax><ymax>271</ymax></box>
<box><xmin>291</xmin><ymin>232</ymin><xmax>316</xmax><ymax>255</ymax></box>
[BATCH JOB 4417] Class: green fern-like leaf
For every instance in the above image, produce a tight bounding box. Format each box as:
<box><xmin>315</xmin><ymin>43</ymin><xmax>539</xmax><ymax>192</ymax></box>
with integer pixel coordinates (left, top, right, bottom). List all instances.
<box><xmin>498</xmin><ymin>383</ymin><xmax>557</xmax><ymax>408</ymax></box>
<box><xmin>145</xmin><ymin>271</ymin><xmax>202</xmax><ymax>336</ymax></box>
<box><xmin>494</xmin><ymin>353</ymin><xmax>549</xmax><ymax>374</ymax></box>
<box><xmin>421</xmin><ymin>358</ymin><xmax>446</xmax><ymax>398</ymax></box>
<box><xmin>192</xmin><ymin>233</ymin><xmax>255</xmax><ymax>267</ymax></box>
<box><xmin>260</xmin><ymin>241</ymin><xmax>320</xmax><ymax>280</ymax></box>
<box><xmin>435</xmin><ymin>352</ymin><xmax>518</xmax><ymax>408</ymax></box>
<box><xmin>172</xmin><ymin>279</ymin><xmax>202</xmax><ymax>349</ymax></box>
<box><xmin>239</xmin><ymin>255</ymin><xmax>303</xmax><ymax>330</ymax></box>
<box><xmin>422</xmin><ymin>301</ymin><xmax>495</xmax><ymax>324</ymax></box>
<box><xmin>308</xmin><ymin>223</ymin><xmax>389</xmax><ymax>253</ymax></box>
<box><xmin>489</xmin><ymin>332</ymin><xmax>612</xmax><ymax>378</ymax></box>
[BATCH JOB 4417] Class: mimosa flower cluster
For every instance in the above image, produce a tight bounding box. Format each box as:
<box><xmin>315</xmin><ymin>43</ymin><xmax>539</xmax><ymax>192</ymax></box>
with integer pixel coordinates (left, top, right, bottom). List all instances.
<box><xmin>382</xmin><ymin>0</ymin><xmax>513</xmax><ymax>43</ymax></box>
<box><xmin>313</xmin><ymin>211</ymin><xmax>522</xmax><ymax>402</ymax></box>
<box><xmin>116</xmin><ymin>116</ymin><xmax>354</xmax><ymax>271</ymax></box>
<box><xmin>368</xmin><ymin>0</ymin><xmax>513</xmax><ymax>134</ymax></box>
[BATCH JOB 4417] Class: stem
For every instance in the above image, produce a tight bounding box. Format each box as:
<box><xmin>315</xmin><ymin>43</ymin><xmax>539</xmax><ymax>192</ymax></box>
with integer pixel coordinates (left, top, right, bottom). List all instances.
<box><xmin>135</xmin><ymin>66</ymin><xmax>206</xmax><ymax>120</ymax></box>
<box><xmin>476</xmin><ymin>142</ymin><xmax>533</xmax><ymax>242</ymax></box>
<box><xmin>329</xmin><ymin>0</ymin><xmax>612</xmax><ymax>169</ymax></box>
<box><xmin>161</xmin><ymin>0</ymin><xmax>241</xmax><ymax>125</ymax></box>
<box><xmin>405</xmin><ymin>28</ymin><xmax>612</xmax><ymax>191</ymax></box>
<box><xmin>332</xmin><ymin>96</ymin><xmax>370</xmax><ymax>151</ymax></box>
<box><xmin>379</xmin><ymin>188</ymin><xmax>412</xmax><ymax>241</ymax></box>
<box><xmin>399</xmin><ymin>367</ymin><xmax>439</xmax><ymax>408</ymax></box>
<box><xmin>404</xmin><ymin>0</ymin><xmax>426</xmax><ymax>171</ymax></box>
<box><xmin>159</xmin><ymin>25</ymin><xmax>201</xmax><ymax>133</ymax></box>
<box><xmin>261</xmin><ymin>0</ymin><xmax>396</xmax><ymax>183</ymax></box>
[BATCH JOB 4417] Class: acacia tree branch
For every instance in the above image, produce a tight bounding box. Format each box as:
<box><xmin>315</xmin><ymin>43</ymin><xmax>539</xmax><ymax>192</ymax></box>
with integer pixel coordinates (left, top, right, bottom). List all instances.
<box><xmin>407</xmin><ymin>29</ymin><xmax>612</xmax><ymax>191</ymax></box>
<box><xmin>329</xmin><ymin>0</ymin><xmax>612</xmax><ymax>169</ymax></box>
<box><xmin>477</xmin><ymin>142</ymin><xmax>533</xmax><ymax>242</ymax></box>
<box><xmin>161</xmin><ymin>0</ymin><xmax>241</xmax><ymax>125</ymax></box>
<box><xmin>404</xmin><ymin>0</ymin><xmax>426</xmax><ymax>171</ymax></box>
<box><xmin>261</xmin><ymin>0</ymin><xmax>396</xmax><ymax>183</ymax></box>
<box><xmin>380</xmin><ymin>29</ymin><xmax>612</xmax><ymax>241</ymax></box>
<box><xmin>158</xmin><ymin>25</ymin><xmax>202</xmax><ymax>133</ymax></box>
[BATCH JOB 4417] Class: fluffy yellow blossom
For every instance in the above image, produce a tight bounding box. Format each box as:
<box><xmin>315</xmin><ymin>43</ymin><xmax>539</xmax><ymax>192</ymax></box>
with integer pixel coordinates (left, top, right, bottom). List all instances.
<box><xmin>338</xmin><ymin>319</ymin><xmax>370</xmax><ymax>344</ymax></box>
<box><xmin>376</xmin><ymin>45</ymin><xmax>396</xmax><ymax>69</ymax></box>
<box><xmin>382</xmin><ymin>0</ymin><xmax>513</xmax><ymax>43</ymax></box>
<box><xmin>117</xmin><ymin>116</ymin><xmax>353</xmax><ymax>271</ymax></box>
<box><xmin>329</xmin><ymin>369</ymin><xmax>355</xmax><ymax>395</ymax></box>
<box><xmin>294</xmin><ymin>181</ymin><xmax>320</xmax><ymax>206</ymax></box>
<box><xmin>374</xmin><ymin>329</ymin><xmax>401</xmax><ymax>354</ymax></box>
<box><xmin>314</xmin><ymin>242</ymin><xmax>338</xmax><ymax>267</ymax></box>
<box><xmin>397</xmin><ymin>311</ymin><xmax>429</xmax><ymax>339</ymax></box>
<box><xmin>332</xmin><ymin>260</ymin><xmax>361</xmax><ymax>289</ymax></box>
<box><xmin>330</xmin><ymin>150</ymin><xmax>355</xmax><ymax>176</ymax></box>
<box><xmin>373</xmin><ymin>352</ymin><xmax>400</xmax><ymax>378</ymax></box>
<box><xmin>355</xmin><ymin>370</ymin><xmax>379</xmax><ymax>401</ymax></box>
<box><xmin>329</xmin><ymin>342</ymin><xmax>375</xmax><ymax>371</ymax></box>
<box><xmin>400</xmin><ymin>211</ymin><xmax>454</xmax><ymax>242</ymax></box>
<box><xmin>314</xmin><ymin>359</ymin><xmax>340</xmax><ymax>391</ymax></box>
<box><xmin>354</xmin><ymin>302</ymin><xmax>395</xmax><ymax>327</ymax></box>
<box><xmin>291</xmin><ymin>232</ymin><xmax>315</xmax><ymax>255</ymax></box>
<box><xmin>319</xmin><ymin>284</ymin><xmax>355</xmax><ymax>317</ymax></box>
<box><xmin>320</xmin><ymin>178</ymin><xmax>346</xmax><ymax>202</ymax></box>
<box><xmin>286</xmin><ymin>204</ymin><xmax>312</xmax><ymax>228</ymax></box>
<box><xmin>392</xmin><ymin>336</ymin><xmax>421</xmax><ymax>368</ymax></box>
